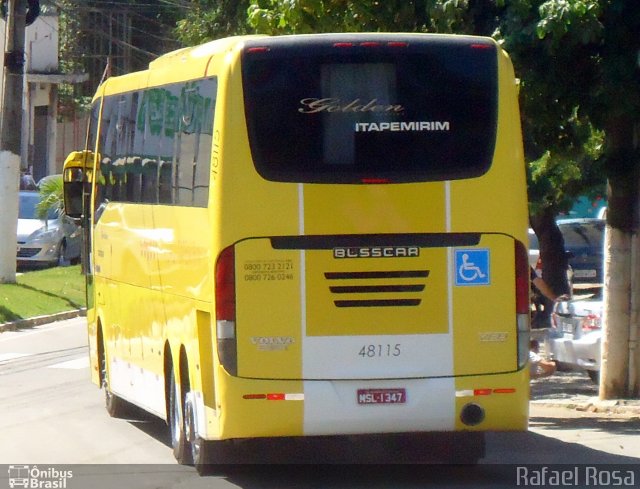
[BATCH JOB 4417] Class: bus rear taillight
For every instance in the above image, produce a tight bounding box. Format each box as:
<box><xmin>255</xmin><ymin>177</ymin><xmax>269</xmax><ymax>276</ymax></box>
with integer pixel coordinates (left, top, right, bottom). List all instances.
<box><xmin>216</xmin><ymin>246</ymin><xmax>237</xmax><ymax>376</ymax></box>
<box><xmin>246</xmin><ymin>47</ymin><xmax>270</xmax><ymax>53</ymax></box>
<box><xmin>515</xmin><ymin>240</ymin><xmax>530</xmax><ymax>369</ymax></box>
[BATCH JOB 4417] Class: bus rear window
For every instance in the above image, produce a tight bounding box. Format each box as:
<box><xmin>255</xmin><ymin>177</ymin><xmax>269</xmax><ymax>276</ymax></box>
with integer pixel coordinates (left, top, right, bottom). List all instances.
<box><xmin>242</xmin><ymin>37</ymin><xmax>498</xmax><ymax>184</ymax></box>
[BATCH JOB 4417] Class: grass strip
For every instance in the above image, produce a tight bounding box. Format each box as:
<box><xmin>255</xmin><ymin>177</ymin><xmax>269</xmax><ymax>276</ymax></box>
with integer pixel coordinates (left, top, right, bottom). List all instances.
<box><xmin>0</xmin><ymin>266</ymin><xmax>85</xmax><ymax>323</ymax></box>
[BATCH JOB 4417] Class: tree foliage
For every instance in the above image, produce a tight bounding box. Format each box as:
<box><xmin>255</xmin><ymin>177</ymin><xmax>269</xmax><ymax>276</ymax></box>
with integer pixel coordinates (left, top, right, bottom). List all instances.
<box><xmin>174</xmin><ymin>0</ymin><xmax>251</xmax><ymax>44</ymax></box>
<box><xmin>36</xmin><ymin>175</ymin><xmax>64</xmax><ymax>222</ymax></box>
<box><xmin>58</xmin><ymin>0</ymin><xmax>184</xmax><ymax>116</ymax></box>
<box><xmin>247</xmin><ymin>1</ymin><xmax>479</xmax><ymax>35</ymax></box>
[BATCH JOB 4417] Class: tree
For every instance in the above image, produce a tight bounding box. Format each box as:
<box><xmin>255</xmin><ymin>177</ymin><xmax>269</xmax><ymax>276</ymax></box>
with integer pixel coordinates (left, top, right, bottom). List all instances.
<box><xmin>495</xmin><ymin>0</ymin><xmax>607</xmax><ymax>319</ymax></box>
<box><xmin>58</xmin><ymin>0</ymin><xmax>184</xmax><ymax>102</ymax></box>
<box><xmin>174</xmin><ymin>0</ymin><xmax>251</xmax><ymax>45</ymax></box>
<box><xmin>500</xmin><ymin>0</ymin><xmax>640</xmax><ymax>399</ymax></box>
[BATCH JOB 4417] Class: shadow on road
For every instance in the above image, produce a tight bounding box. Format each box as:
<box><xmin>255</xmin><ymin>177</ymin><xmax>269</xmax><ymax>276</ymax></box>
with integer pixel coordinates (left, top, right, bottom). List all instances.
<box><xmin>530</xmin><ymin>370</ymin><xmax>598</xmax><ymax>401</ymax></box>
<box><xmin>484</xmin><ymin>427</ymin><xmax>638</xmax><ymax>465</ymax></box>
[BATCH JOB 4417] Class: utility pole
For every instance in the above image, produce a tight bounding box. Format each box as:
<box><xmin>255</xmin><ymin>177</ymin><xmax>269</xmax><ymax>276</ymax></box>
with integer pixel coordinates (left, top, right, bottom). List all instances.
<box><xmin>0</xmin><ymin>0</ymin><xmax>26</xmax><ymax>283</ymax></box>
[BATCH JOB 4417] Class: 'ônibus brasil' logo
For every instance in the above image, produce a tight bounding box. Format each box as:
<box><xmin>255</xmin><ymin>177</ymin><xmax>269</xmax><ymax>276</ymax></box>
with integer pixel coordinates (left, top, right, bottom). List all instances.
<box><xmin>8</xmin><ymin>465</ymin><xmax>73</xmax><ymax>489</ymax></box>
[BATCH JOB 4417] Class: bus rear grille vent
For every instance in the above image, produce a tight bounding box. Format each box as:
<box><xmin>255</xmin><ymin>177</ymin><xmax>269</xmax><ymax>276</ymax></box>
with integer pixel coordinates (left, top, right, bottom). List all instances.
<box><xmin>324</xmin><ymin>270</ymin><xmax>429</xmax><ymax>308</ymax></box>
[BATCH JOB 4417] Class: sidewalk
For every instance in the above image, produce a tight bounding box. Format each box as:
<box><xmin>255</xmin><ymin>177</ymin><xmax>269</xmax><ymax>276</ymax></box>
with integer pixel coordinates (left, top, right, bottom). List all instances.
<box><xmin>531</xmin><ymin>370</ymin><xmax>640</xmax><ymax>417</ymax></box>
<box><xmin>529</xmin><ymin>327</ymin><xmax>640</xmax><ymax>416</ymax></box>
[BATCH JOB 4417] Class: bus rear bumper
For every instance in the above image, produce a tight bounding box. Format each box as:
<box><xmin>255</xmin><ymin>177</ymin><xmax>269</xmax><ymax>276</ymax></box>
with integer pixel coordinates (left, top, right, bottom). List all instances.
<box><xmin>204</xmin><ymin>369</ymin><xmax>528</xmax><ymax>441</ymax></box>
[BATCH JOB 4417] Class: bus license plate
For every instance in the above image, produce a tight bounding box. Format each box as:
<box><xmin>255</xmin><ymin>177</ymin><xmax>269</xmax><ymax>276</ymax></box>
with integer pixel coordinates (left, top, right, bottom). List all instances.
<box><xmin>357</xmin><ymin>388</ymin><xmax>406</xmax><ymax>405</ymax></box>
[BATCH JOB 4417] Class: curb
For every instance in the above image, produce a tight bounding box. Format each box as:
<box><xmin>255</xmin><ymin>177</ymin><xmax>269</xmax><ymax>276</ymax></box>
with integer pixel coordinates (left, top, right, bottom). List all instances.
<box><xmin>0</xmin><ymin>309</ymin><xmax>86</xmax><ymax>333</ymax></box>
<box><xmin>531</xmin><ymin>399</ymin><xmax>640</xmax><ymax>416</ymax></box>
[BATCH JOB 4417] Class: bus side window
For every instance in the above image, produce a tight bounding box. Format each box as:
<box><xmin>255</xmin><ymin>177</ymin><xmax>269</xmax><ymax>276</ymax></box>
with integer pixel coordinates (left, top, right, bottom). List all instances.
<box><xmin>189</xmin><ymin>78</ymin><xmax>216</xmax><ymax>207</ymax></box>
<box><xmin>142</xmin><ymin>159</ymin><xmax>158</xmax><ymax>203</ymax></box>
<box><xmin>96</xmin><ymin>78</ymin><xmax>216</xmax><ymax>208</ymax></box>
<box><xmin>126</xmin><ymin>157</ymin><xmax>142</xmax><ymax>203</ymax></box>
<box><xmin>159</xmin><ymin>160</ymin><xmax>172</xmax><ymax>204</ymax></box>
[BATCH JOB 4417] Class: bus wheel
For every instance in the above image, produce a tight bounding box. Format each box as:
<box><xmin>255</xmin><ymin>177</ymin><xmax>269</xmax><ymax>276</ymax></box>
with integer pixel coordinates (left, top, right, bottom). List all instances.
<box><xmin>185</xmin><ymin>393</ymin><xmax>219</xmax><ymax>475</ymax></box>
<box><xmin>169</xmin><ymin>369</ymin><xmax>193</xmax><ymax>465</ymax></box>
<box><xmin>100</xmin><ymin>341</ymin><xmax>128</xmax><ymax>418</ymax></box>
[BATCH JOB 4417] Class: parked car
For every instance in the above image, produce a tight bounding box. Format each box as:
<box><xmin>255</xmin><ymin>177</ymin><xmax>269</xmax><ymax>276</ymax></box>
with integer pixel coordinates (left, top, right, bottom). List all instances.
<box><xmin>17</xmin><ymin>190</ymin><xmax>81</xmax><ymax>267</ymax></box>
<box><xmin>557</xmin><ymin>218</ymin><xmax>605</xmax><ymax>286</ymax></box>
<box><xmin>547</xmin><ymin>292</ymin><xmax>603</xmax><ymax>383</ymax></box>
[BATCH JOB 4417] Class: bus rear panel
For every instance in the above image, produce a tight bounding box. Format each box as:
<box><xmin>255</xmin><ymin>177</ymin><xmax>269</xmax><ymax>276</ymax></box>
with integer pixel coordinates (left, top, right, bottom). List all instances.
<box><xmin>211</xmin><ymin>34</ymin><xmax>529</xmax><ymax>442</ymax></box>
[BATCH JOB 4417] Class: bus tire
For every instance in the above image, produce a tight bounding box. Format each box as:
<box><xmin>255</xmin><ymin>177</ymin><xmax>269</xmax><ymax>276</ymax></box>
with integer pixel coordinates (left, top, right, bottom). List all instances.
<box><xmin>184</xmin><ymin>394</ymin><xmax>223</xmax><ymax>475</ymax></box>
<box><xmin>169</xmin><ymin>369</ymin><xmax>193</xmax><ymax>465</ymax></box>
<box><xmin>100</xmin><ymin>339</ymin><xmax>128</xmax><ymax>418</ymax></box>
<box><xmin>193</xmin><ymin>439</ymin><xmax>217</xmax><ymax>475</ymax></box>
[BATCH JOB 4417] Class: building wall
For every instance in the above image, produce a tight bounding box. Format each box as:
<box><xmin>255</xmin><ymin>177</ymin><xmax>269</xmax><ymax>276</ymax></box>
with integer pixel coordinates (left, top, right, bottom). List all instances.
<box><xmin>0</xmin><ymin>15</ymin><xmax>59</xmax><ymax>178</ymax></box>
<box><xmin>56</xmin><ymin>115</ymin><xmax>89</xmax><ymax>174</ymax></box>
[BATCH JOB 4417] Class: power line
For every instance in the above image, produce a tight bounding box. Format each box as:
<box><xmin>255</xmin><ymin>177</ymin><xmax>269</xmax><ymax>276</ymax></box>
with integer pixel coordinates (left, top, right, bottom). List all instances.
<box><xmin>52</xmin><ymin>0</ymin><xmax>189</xmax><ymax>93</ymax></box>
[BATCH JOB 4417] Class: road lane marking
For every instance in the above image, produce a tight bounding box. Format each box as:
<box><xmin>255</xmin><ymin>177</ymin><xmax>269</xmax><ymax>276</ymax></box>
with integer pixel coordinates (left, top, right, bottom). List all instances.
<box><xmin>48</xmin><ymin>357</ymin><xmax>90</xmax><ymax>370</ymax></box>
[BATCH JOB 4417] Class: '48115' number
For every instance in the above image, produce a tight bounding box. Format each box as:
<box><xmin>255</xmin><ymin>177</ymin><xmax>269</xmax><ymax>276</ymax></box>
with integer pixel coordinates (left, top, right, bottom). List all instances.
<box><xmin>359</xmin><ymin>344</ymin><xmax>401</xmax><ymax>358</ymax></box>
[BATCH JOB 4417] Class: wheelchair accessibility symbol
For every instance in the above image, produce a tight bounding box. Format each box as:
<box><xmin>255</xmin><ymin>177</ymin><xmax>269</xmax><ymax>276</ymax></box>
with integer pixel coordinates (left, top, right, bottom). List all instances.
<box><xmin>455</xmin><ymin>249</ymin><xmax>490</xmax><ymax>286</ymax></box>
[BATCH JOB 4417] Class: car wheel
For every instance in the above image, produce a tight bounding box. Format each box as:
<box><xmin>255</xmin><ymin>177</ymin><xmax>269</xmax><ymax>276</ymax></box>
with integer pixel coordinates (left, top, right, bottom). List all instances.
<box><xmin>587</xmin><ymin>370</ymin><xmax>600</xmax><ymax>384</ymax></box>
<box><xmin>57</xmin><ymin>240</ymin><xmax>69</xmax><ymax>267</ymax></box>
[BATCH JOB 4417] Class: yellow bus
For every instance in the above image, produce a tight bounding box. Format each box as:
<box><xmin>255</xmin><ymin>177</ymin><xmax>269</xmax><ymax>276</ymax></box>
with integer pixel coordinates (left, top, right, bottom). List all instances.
<box><xmin>64</xmin><ymin>33</ymin><xmax>530</xmax><ymax>470</ymax></box>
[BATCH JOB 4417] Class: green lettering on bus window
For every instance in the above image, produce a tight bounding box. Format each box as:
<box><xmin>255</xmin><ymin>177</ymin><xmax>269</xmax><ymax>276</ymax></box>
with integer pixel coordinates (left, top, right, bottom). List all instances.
<box><xmin>164</xmin><ymin>92</ymin><xmax>178</xmax><ymax>138</ymax></box>
<box><xmin>146</xmin><ymin>88</ymin><xmax>165</xmax><ymax>136</ymax></box>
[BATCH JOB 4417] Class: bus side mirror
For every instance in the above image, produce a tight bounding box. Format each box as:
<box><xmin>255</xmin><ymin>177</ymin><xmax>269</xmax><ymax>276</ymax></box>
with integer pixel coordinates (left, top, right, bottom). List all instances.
<box><xmin>63</xmin><ymin>150</ymin><xmax>93</xmax><ymax>220</ymax></box>
<box><xmin>63</xmin><ymin>178</ymin><xmax>83</xmax><ymax>220</ymax></box>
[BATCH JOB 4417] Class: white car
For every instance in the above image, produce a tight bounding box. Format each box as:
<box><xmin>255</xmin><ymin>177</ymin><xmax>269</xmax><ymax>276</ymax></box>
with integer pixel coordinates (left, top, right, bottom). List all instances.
<box><xmin>548</xmin><ymin>294</ymin><xmax>603</xmax><ymax>383</ymax></box>
<box><xmin>17</xmin><ymin>190</ymin><xmax>82</xmax><ymax>267</ymax></box>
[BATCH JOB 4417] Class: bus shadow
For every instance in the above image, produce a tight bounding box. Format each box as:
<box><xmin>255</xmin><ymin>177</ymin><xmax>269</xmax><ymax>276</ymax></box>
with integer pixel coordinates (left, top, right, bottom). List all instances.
<box><xmin>125</xmin><ymin>407</ymin><xmax>172</xmax><ymax>449</ymax></box>
<box><xmin>215</xmin><ymin>430</ymin><xmax>639</xmax><ymax>487</ymax></box>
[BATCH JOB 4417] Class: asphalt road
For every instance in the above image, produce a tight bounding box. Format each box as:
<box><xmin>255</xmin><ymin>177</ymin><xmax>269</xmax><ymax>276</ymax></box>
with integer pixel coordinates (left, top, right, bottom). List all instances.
<box><xmin>1</xmin><ymin>318</ymin><xmax>639</xmax><ymax>489</ymax></box>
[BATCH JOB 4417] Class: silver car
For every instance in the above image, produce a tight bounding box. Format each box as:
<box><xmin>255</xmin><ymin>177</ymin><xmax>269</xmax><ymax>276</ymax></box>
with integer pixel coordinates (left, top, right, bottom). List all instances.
<box><xmin>548</xmin><ymin>293</ymin><xmax>603</xmax><ymax>383</ymax></box>
<box><xmin>17</xmin><ymin>190</ymin><xmax>81</xmax><ymax>267</ymax></box>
